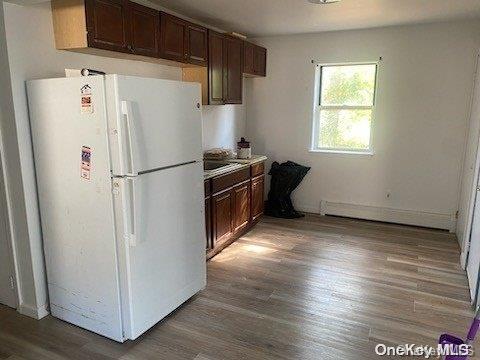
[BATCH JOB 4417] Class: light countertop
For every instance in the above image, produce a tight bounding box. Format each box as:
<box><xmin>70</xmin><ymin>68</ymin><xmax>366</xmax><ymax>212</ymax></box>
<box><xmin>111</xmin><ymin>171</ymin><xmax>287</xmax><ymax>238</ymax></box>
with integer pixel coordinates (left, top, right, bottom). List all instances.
<box><xmin>204</xmin><ymin>155</ymin><xmax>267</xmax><ymax>179</ymax></box>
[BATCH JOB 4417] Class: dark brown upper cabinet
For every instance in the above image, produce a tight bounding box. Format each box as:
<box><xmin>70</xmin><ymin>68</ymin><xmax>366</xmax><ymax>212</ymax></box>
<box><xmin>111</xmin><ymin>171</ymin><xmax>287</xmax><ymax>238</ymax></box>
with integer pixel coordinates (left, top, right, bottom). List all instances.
<box><xmin>159</xmin><ymin>12</ymin><xmax>187</xmax><ymax>62</ymax></box>
<box><xmin>208</xmin><ymin>31</ymin><xmax>243</xmax><ymax>105</ymax></box>
<box><xmin>159</xmin><ymin>12</ymin><xmax>208</xmax><ymax>66</ymax></box>
<box><xmin>186</xmin><ymin>23</ymin><xmax>208</xmax><ymax>66</ymax></box>
<box><xmin>127</xmin><ymin>2</ymin><xmax>159</xmax><ymax>57</ymax></box>
<box><xmin>223</xmin><ymin>36</ymin><xmax>243</xmax><ymax>104</ymax></box>
<box><xmin>85</xmin><ymin>0</ymin><xmax>129</xmax><ymax>53</ymax></box>
<box><xmin>244</xmin><ymin>41</ymin><xmax>267</xmax><ymax>77</ymax></box>
<box><xmin>243</xmin><ymin>42</ymin><xmax>255</xmax><ymax>75</ymax></box>
<box><xmin>208</xmin><ymin>30</ymin><xmax>225</xmax><ymax>105</ymax></box>
<box><xmin>52</xmin><ymin>0</ymin><xmax>265</xmax><ymax>104</ymax></box>
<box><xmin>254</xmin><ymin>46</ymin><xmax>267</xmax><ymax>76</ymax></box>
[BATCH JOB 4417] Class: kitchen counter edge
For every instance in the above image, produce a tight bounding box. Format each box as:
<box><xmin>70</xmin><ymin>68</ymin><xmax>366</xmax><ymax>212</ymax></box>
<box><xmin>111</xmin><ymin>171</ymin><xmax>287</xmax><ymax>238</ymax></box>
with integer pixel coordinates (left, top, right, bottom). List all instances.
<box><xmin>203</xmin><ymin>155</ymin><xmax>267</xmax><ymax>180</ymax></box>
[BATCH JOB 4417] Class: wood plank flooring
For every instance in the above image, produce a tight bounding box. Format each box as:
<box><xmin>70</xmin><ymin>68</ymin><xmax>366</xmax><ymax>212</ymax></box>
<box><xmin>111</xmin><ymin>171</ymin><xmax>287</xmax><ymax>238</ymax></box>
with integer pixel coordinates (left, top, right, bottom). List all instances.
<box><xmin>0</xmin><ymin>215</ymin><xmax>477</xmax><ymax>359</ymax></box>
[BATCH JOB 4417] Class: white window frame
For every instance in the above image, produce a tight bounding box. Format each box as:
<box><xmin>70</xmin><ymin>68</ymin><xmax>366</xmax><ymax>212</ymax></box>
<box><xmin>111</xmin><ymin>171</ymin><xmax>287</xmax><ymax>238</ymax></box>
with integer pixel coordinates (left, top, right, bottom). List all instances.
<box><xmin>310</xmin><ymin>61</ymin><xmax>379</xmax><ymax>155</ymax></box>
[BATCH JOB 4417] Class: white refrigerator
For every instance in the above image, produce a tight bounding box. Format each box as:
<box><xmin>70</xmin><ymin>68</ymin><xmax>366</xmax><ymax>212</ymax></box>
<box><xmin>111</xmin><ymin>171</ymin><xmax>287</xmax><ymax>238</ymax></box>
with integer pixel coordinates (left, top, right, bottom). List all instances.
<box><xmin>27</xmin><ymin>74</ymin><xmax>206</xmax><ymax>342</ymax></box>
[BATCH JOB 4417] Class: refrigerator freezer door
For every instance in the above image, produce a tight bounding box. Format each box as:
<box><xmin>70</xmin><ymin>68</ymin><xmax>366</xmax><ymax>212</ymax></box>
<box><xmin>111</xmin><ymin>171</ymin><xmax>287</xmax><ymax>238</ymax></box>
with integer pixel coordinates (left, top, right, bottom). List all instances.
<box><xmin>112</xmin><ymin>162</ymin><xmax>206</xmax><ymax>340</ymax></box>
<box><xmin>106</xmin><ymin>75</ymin><xmax>203</xmax><ymax>176</ymax></box>
<box><xmin>26</xmin><ymin>76</ymin><xmax>125</xmax><ymax>341</ymax></box>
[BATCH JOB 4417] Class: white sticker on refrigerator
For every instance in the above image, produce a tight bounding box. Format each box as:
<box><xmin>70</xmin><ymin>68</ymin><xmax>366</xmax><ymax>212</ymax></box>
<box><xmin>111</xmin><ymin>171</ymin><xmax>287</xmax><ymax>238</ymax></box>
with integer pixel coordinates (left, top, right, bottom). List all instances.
<box><xmin>80</xmin><ymin>84</ymin><xmax>94</xmax><ymax>114</ymax></box>
<box><xmin>81</xmin><ymin>146</ymin><xmax>92</xmax><ymax>180</ymax></box>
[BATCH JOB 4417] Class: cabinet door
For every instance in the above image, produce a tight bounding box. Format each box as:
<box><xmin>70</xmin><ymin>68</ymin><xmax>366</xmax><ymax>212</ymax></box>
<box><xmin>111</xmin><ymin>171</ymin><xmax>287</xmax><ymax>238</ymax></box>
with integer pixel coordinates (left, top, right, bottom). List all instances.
<box><xmin>186</xmin><ymin>24</ymin><xmax>208</xmax><ymax>66</ymax></box>
<box><xmin>205</xmin><ymin>196</ymin><xmax>212</xmax><ymax>250</ymax></box>
<box><xmin>128</xmin><ymin>2</ymin><xmax>159</xmax><ymax>57</ymax></box>
<box><xmin>233</xmin><ymin>181</ymin><xmax>251</xmax><ymax>233</ymax></box>
<box><xmin>208</xmin><ymin>30</ymin><xmax>225</xmax><ymax>105</ymax></box>
<box><xmin>254</xmin><ymin>46</ymin><xmax>267</xmax><ymax>77</ymax></box>
<box><xmin>85</xmin><ymin>0</ymin><xmax>129</xmax><ymax>53</ymax></box>
<box><xmin>251</xmin><ymin>176</ymin><xmax>264</xmax><ymax>222</ymax></box>
<box><xmin>243</xmin><ymin>42</ymin><xmax>255</xmax><ymax>75</ymax></box>
<box><xmin>212</xmin><ymin>190</ymin><xmax>234</xmax><ymax>245</ymax></box>
<box><xmin>223</xmin><ymin>36</ymin><xmax>243</xmax><ymax>104</ymax></box>
<box><xmin>159</xmin><ymin>12</ymin><xmax>187</xmax><ymax>62</ymax></box>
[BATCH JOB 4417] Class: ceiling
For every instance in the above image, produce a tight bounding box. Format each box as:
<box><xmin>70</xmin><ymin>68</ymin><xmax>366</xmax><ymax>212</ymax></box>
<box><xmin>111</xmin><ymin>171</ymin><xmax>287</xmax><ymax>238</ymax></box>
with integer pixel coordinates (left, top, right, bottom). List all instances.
<box><xmin>150</xmin><ymin>0</ymin><xmax>480</xmax><ymax>37</ymax></box>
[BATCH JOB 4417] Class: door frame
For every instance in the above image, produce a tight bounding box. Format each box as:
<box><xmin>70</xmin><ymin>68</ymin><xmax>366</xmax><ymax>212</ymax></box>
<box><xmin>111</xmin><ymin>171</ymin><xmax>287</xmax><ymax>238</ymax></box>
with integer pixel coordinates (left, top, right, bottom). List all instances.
<box><xmin>461</xmin><ymin>52</ymin><xmax>480</xmax><ymax>269</ymax></box>
<box><xmin>0</xmin><ymin>135</ymin><xmax>19</xmax><ymax>309</ymax></box>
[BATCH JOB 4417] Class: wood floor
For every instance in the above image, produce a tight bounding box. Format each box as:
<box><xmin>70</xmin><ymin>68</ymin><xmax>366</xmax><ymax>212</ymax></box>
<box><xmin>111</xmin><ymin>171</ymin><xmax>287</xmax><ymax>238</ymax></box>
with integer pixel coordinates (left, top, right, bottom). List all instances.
<box><xmin>0</xmin><ymin>215</ymin><xmax>478</xmax><ymax>359</ymax></box>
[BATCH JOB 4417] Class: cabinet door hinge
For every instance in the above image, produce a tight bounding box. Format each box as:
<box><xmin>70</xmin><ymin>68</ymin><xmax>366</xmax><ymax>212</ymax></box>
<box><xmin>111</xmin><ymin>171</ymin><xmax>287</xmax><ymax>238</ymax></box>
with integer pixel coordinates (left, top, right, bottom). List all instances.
<box><xmin>9</xmin><ymin>276</ymin><xmax>15</xmax><ymax>290</ymax></box>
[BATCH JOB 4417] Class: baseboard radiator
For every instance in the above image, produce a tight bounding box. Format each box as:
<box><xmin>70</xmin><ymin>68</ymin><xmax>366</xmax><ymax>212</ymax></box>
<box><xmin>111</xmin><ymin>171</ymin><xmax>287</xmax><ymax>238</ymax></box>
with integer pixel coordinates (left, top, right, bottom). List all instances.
<box><xmin>305</xmin><ymin>201</ymin><xmax>457</xmax><ymax>232</ymax></box>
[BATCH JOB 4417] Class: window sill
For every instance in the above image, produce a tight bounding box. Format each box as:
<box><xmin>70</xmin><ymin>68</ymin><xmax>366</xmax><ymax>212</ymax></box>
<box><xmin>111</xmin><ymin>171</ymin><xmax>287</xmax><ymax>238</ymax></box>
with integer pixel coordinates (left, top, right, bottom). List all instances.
<box><xmin>309</xmin><ymin>149</ymin><xmax>374</xmax><ymax>156</ymax></box>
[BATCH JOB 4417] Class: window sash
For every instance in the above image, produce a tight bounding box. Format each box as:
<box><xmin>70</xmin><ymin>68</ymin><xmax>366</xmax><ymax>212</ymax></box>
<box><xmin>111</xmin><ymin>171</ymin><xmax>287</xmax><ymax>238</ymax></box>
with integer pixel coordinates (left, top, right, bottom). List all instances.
<box><xmin>319</xmin><ymin>63</ymin><xmax>378</xmax><ymax>107</ymax></box>
<box><xmin>312</xmin><ymin>62</ymin><xmax>378</xmax><ymax>153</ymax></box>
<box><xmin>312</xmin><ymin>106</ymin><xmax>374</xmax><ymax>152</ymax></box>
<box><xmin>319</xmin><ymin>105</ymin><xmax>373</xmax><ymax>111</ymax></box>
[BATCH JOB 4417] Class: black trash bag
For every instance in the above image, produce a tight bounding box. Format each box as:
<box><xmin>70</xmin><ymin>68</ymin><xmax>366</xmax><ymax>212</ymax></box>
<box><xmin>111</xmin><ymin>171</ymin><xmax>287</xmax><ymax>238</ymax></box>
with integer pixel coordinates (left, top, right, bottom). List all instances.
<box><xmin>265</xmin><ymin>161</ymin><xmax>311</xmax><ymax>219</ymax></box>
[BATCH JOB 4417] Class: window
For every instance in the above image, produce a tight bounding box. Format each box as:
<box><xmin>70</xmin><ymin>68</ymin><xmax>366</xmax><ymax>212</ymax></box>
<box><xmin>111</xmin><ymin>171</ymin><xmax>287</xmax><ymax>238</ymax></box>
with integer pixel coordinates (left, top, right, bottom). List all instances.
<box><xmin>311</xmin><ymin>63</ymin><xmax>378</xmax><ymax>154</ymax></box>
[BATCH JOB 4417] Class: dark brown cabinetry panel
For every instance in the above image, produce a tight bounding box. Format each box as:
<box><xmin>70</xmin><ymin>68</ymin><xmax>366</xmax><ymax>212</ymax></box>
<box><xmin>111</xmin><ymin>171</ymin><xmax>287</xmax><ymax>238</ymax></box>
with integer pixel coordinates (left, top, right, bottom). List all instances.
<box><xmin>251</xmin><ymin>175</ymin><xmax>264</xmax><ymax>222</ymax></box>
<box><xmin>85</xmin><ymin>0</ymin><xmax>129</xmax><ymax>52</ymax></box>
<box><xmin>128</xmin><ymin>2</ymin><xmax>159</xmax><ymax>57</ymax></box>
<box><xmin>251</xmin><ymin>162</ymin><xmax>265</xmax><ymax>177</ymax></box>
<box><xmin>243</xmin><ymin>42</ymin><xmax>267</xmax><ymax>77</ymax></box>
<box><xmin>186</xmin><ymin>24</ymin><xmax>208</xmax><ymax>66</ymax></box>
<box><xmin>243</xmin><ymin>42</ymin><xmax>255</xmax><ymax>75</ymax></box>
<box><xmin>159</xmin><ymin>12</ymin><xmax>187</xmax><ymax>62</ymax></box>
<box><xmin>212</xmin><ymin>190</ymin><xmax>234</xmax><ymax>246</ymax></box>
<box><xmin>223</xmin><ymin>36</ymin><xmax>243</xmax><ymax>104</ymax></box>
<box><xmin>254</xmin><ymin>46</ymin><xmax>267</xmax><ymax>77</ymax></box>
<box><xmin>205</xmin><ymin>197</ymin><xmax>212</xmax><ymax>250</ymax></box>
<box><xmin>205</xmin><ymin>179</ymin><xmax>212</xmax><ymax>250</ymax></box>
<box><xmin>159</xmin><ymin>13</ymin><xmax>208</xmax><ymax>66</ymax></box>
<box><xmin>208</xmin><ymin>30</ymin><xmax>225</xmax><ymax>105</ymax></box>
<box><xmin>207</xmin><ymin>162</ymin><xmax>265</xmax><ymax>260</ymax></box>
<box><xmin>233</xmin><ymin>181</ymin><xmax>251</xmax><ymax>233</ymax></box>
<box><xmin>54</xmin><ymin>1</ymin><xmax>266</xmax><ymax>107</ymax></box>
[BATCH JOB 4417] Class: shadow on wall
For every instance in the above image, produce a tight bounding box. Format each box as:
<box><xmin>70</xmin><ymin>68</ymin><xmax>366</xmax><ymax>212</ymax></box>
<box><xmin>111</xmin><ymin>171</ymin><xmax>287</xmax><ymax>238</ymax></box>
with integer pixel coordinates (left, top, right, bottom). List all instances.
<box><xmin>202</xmin><ymin>104</ymin><xmax>246</xmax><ymax>150</ymax></box>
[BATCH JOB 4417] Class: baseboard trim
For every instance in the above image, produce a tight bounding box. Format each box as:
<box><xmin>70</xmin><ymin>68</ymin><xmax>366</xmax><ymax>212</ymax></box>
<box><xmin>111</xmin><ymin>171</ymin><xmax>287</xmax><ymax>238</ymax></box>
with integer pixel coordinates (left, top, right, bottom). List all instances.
<box><xmin>311</xmin><ymin>201</ymin><xmax>456</xmax><ymax>231</ymax></box>
<box><xmin>294</xmin><ymin>204</ymin><xmax>320</xmax><ymax>214</ymax></box>
<box><xmin>18</xmin><ymin>302</ymin><xmax>49</xmax><ymax>319</ymax></box>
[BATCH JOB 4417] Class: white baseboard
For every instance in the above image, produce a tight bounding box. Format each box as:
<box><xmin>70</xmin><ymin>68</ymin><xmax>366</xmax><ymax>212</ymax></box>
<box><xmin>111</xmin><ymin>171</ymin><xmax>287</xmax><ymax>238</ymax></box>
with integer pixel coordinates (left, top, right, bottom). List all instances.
<box><xmin>315</xmin><ymin>200</ymin><xmax>456</xmax><ymax>231</ymax></box>
<box><xmin>18</xmin><ymin>302</ymin><xmax>49</xmax><ymax>319</ymax></box>
<box><xmin>294</xmin><ymin>204</ymin><xmax>320</xmax><ymax>214</ymax></box>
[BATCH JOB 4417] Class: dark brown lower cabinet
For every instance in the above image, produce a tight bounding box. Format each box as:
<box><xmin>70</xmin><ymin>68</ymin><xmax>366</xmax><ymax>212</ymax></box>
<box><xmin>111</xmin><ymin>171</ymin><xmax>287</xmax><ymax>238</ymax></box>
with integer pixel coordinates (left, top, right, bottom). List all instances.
<box><xmin>212</xmin><ymin>190</ymin><xmax>234</xmax><ymax>246</ymax></box>
<box><xmin>233</xmin><ymin>180</ymin><xmax>251</xmax><ymax>233</ymax></box>
<box><xmin>205</xmin><ymin>196</ymin><xmax>212</xmax><ymax>250</ymax></box>
<box><xmin>206</xmin><ymin>161</ymin><xmax>265</xmax><ymax>259</ymax></box>
<box><xmin>251</xmin><ymin>175</ymin><xmax>264</xmax><ymax>222</ymax></box>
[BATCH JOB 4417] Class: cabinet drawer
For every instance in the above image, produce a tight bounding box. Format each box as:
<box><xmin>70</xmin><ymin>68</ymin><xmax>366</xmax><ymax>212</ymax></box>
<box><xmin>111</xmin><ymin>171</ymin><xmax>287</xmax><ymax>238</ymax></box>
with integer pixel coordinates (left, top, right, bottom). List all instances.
<box><xmin>251</xmin><ymin>162</ymin><xmax>265</xmax><ymax>177</ymax></box>
<box><xmin>212</xmin><ymin>167</ymin><xmax>250</xmax><ymax>194</ymax></box>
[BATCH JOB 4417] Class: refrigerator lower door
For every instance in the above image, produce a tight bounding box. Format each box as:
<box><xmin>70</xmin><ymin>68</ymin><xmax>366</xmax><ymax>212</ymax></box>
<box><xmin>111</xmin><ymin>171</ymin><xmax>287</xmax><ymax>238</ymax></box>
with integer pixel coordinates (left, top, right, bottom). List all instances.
<box><xmin>105</xmin><ymin>75</ymin><xmax>203</xmax><ymax>176</ymax></box>
<box><xmin>112</xmin><ymin>161</ymin><xmax>206</xmax><ymax>340</ymax></box>
<box><xmin>27</xmin><ymin>76</ymin><xmax>125</xmax><ymax>342</ymax></box>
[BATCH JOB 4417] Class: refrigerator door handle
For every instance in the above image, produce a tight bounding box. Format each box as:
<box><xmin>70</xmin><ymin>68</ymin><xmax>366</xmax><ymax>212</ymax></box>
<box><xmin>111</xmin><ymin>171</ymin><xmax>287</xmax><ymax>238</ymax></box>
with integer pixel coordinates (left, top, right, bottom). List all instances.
<box><xmin>124</xmin><ymin>178</ymin><xmax>139</xmax><ymax>247</ymax></box>
<box><xmin>121</xmin><ymin>101</ymin><xmax>138</xmax><ymax>176</ymax></box>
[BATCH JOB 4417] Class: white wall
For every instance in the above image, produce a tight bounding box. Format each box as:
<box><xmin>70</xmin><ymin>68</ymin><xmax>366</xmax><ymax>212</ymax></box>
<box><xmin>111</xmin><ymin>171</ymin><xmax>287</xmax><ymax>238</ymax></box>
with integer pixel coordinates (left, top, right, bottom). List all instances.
<box><xmin>2</xmin><ymin>1</ymin><xmax>245</xmax><ymax>318</ymax></box>
<box><xmin>246</xmin><ymin>21</ymin><xmax>480</xmax><ymax>229</ymax></box>
<box><xmin>202</xmin><ymin>85</ymin><xmax>247</xmax><ymax>150</ymax></box>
